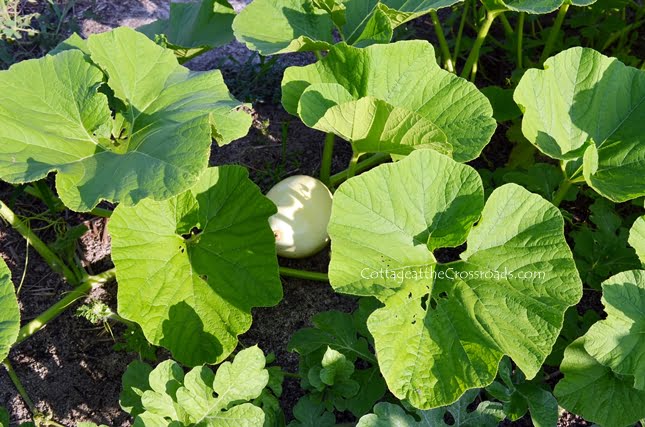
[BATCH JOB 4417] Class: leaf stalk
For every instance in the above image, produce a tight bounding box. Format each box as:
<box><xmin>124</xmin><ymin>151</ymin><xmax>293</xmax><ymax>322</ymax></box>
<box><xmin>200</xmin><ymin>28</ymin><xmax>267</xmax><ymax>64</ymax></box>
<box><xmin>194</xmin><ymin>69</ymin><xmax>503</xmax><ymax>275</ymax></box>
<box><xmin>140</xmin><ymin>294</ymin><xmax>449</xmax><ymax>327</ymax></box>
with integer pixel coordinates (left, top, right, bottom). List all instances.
<box><xmin>279</xmin><ymin>266</ymin><xmax>328</xmax><ymax>282</ymax></box>
<box><xmin>460</xmin><ymin>10</ymin><xmax>502</xmax><ymax>80</ymax></box>
<box><xmin>0</xmin><ymin>199</ymin><xmax>81</xmax><ymax>284</ymax></box>
<box><xmin>15</xmin><ymin>268</ymin><xmax>116</xmax><ymax>345</ymax></box>
<box><xmin>552</xmin><ymin>178</ymin><xmax>573</xmax><ymax>207</ymax></box>
<box><xmin>320</xmin><ymin>132</ymin><xmax>336</xmax><ymax>187</ymax></box>
<box><xmin>539</xmin><ymin>2</ymin><xmax>570</xmax><ymax>64</ymax></box>
<box><xmin>329</xmin><ymin>152</ymin><xmax>390</xmax><ymax>187</ymax></box>
<box><xmin>2</xmin><ymin>358</ymin><xmax>35</xmax><ymax>413</ymax></box>
<box><xmin>430</xmin><ymin>11</ymin><xmax>455</xmax><ymax>73</ymax></box>
<box><xmin>517</xmin><ymin>12</ymin><xmax>525</xmax><ymax>69</ymax></box>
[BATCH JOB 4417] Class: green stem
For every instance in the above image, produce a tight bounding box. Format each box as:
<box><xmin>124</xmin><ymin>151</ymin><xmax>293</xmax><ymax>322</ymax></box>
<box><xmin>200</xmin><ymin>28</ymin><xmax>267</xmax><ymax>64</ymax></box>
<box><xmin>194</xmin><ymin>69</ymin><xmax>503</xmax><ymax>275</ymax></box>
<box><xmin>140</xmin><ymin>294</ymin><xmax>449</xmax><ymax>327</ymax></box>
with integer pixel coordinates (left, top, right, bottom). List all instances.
<box><xmin>329</xmin><ymin>152</ymin><xmax>390</xmax><ymax>187</ymax></box>
<box><xmin>0</xmin><ymin>199</ymin><xmax>81</xmax><ymax>284</ymax></box>
<box><xmin>347</xmin><ymin>152</ymin><xmax>361</xmax><ymax>180</ymax></box>
<box><xmin>314</xmin><ymin>50</ymin><xmax>323</xmax><ymax>60</ymax></box>
<box><xmin>430</xmin><ymin>11</ymin><xmax>455</xmax><ymax>73</ymax></box>
<box><xmin>539</xmin><ymin>2</ymin><xmax>570</xmax><ymax>64</ymax></box>
<box><xmin>106</xmin><ymin>311</ymin><xmax>137</xmax><ymax>327</ymax></box>
<box><xmin>320</xmin><ymin>132</ymin><xmax>335</xmax><ymax>187</ymax></box>
<box><xmin>460</xmin><ymin>10</ymin><xmax>501</xmax><ymax>80</ymax></box>
<box><xmin>15</xmin><ymin>268</ymin><xmax>116</xmax><ymax>344</ymax></box>
<box><xmin>283</xmin><ymin>371</ymin><xmax>301</xmax><ymax>379</ymax></box>
<box><xmin>552</xmin><ymin>179</ymin><xmax>573</xmax><ymax>207</ymax></box>
<box><xmin>452</xmin><ymin>0</ymin><xmax>470</xmax><ymax>64</ymax></box>
<box><xmin>89</xmin><ymin>206</ymin><xmax>114</xmax><ymax>218</ymax></box>
<box><xmin>499</xmin><ymin>13</ymin><xmax>514</xmax><ymax>37</ymax></box>
<box><xmin>2</xmin><ymin>358</ymin><xmax>36</xmax><ymax>413</ymax></box>
<box><xmin>517</xmin><ymin>12</ymin><xmax>525</xmax><ymax>69</ymax></box>
<box><xmin>279</xmin><ymin>266</ymin><xmax>328</xmax><ymax>282</ymax></box>
<box><xmin>34</xmin><ymin>180</ymin><xmax>60</xmax><ymax>213</ymax></box>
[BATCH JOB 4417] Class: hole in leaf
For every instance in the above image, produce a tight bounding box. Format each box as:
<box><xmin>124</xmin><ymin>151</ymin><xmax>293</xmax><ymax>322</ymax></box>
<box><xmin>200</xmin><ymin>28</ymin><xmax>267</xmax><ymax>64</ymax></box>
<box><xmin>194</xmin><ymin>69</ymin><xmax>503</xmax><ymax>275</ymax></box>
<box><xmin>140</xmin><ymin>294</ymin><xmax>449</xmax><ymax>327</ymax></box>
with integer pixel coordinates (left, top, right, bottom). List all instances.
<box><xmin>182</xmin><ymin>227</ymin><xmax>202</xmax><ymax>240</ymax></box>
<box><xmin>444</xmin><ymin>412</ymin><xmax>455</xmax><ymax>425</ymax></box>
<box><xmin>438</xmin><ymin>291</ymin><xmax>448</xmax><ymax>299</ymax></box>
<box><xmin>434</xmin><ymin>243</ymin><xmax>466</xmax><ymax>263</ymax></box>
<box><xmin>421</xmin><ymin>294</ymin><xmax>431</xmax><ymax>310</ymax></box>
<box><xmin>199</xmin><ymin>275</ymin><xmax>208</xmax><ymax>281</ymax></box>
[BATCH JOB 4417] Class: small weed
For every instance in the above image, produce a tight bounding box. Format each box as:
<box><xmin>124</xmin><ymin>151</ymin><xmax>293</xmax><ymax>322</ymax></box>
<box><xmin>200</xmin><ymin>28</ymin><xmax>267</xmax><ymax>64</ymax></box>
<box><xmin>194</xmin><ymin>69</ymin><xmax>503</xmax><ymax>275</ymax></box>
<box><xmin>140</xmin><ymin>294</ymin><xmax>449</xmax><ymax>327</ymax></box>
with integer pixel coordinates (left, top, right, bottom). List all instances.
<box><xmin>0</xmin><ymin>0</ymin><xmax>77</xmax><ymax>68</ymax></box>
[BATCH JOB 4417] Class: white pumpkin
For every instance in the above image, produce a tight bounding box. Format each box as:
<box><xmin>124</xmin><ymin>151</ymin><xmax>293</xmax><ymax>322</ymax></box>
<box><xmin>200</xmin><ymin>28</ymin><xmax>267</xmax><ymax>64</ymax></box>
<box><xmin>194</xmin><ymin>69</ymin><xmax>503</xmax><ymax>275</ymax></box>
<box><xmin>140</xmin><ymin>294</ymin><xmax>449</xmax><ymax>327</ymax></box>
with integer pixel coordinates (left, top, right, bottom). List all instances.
<box><xmin>266</xmin><ymin>175</ymin><xmax>333</xmax><ymax>258</ymax></box>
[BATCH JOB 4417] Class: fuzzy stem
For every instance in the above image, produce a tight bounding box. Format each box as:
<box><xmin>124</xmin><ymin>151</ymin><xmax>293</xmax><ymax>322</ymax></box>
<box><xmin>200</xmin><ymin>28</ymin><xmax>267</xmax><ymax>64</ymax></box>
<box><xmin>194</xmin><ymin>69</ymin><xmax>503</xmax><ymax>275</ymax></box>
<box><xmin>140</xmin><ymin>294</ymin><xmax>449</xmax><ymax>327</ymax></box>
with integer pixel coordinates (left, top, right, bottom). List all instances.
<box><xmin>430</xmin><ymin>11</ymin><xmax>455</xmax><ymax>73</ymax></box>
<box><xmin>329</xmin><ymin>152</ymin><xmax>390</xmax><ymax>187</ymax></box>
<box><xmin>517</xmin><ymin>12</ymin><xmax>525</xmax><ymax>69</ymax></box>
<box><xmin>15</xmin><ymin>268</ymin><xmax>116</xmax><ymax>344</ymax></box>
<box><xmin>0</xmin><ymin>199</ymin><xmax>81</xmax><ymax>284</ymax></box>
<box><xmin>539</xmin><ymin>3</ymin><xmax>570</xmax><ymax>64</ymax></box>
<box><xmin>2</xmin><ymin>359</ymin><xmax>36</xmax><ymax>413</ymax></box>
<box><xmin>279</xmin><ymin>266</ymin><xmax>328</xmax><ymax>282</ymax></box>
<box><xmin>460</xmin><ymin>10</ymin><xmax>501</xmax><ymax>80</ymax></box>
<box><xmin>320</xmin><ymin>132</ymin><xmax>335</xmax><ymax>187</ymax></box>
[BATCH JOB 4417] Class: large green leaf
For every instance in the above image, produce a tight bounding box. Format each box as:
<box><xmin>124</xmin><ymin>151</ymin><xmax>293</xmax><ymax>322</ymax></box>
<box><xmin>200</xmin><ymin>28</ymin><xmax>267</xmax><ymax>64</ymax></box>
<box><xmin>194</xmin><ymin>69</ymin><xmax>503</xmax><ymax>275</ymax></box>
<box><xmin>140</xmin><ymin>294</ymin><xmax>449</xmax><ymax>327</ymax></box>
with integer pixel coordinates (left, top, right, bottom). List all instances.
<box><xmin>109</xmin><ymin>166</ymin><xmax>282</xmax><ymax>366</ymax></box>
<box><xmin>0</xmin><ymin>258</ymin><xmax>20</xmax><ymax>362</ymax></box>
<box><xmin>328</xmin><ymin>149</ymin><xmax>582</xmax><ymax>408</ymax></box>
<box><xmin>139</xmin><ymin>0</ymin><xmax>236</xmax><ymax>63</ymax></box>
<box><xmin>514</xmin><ymin>47</ymin><xmax>645</xmax><ymax>202</ymax></box>
<box><xmin>0</xmin><ymin>27</ymin><xmax>251</xmax><ymax>212</ymax></box>
<box><xmin>356</xmin><ymin>389</ymin><xmax>504</xmax><ymax>426</ymax></box>
<box><xmin>554</xmin><ymin>338</ymin><xmax>645</xmax><ymax>427</ymax></box>
<box><xmin>232</xmin><ymin>0</ymin><xmax>461</xmax><ymax>55</ymax></box>
<box><xmin>482</xmin><ymin>0</ymin><xmax>596</xmax><ymax>14</ymax></box>
<box><xmin>583</xmin><ymin>270</ymin><xmax>645</xmax><ymax>390</ymax></box>
<box><xmin>121</xmin><ymin>346</ymin><xmax>269</xmax><ymax>426</ymax></box>
<box><xmin>630</xmin><ymin>214</ymin><xmax>645</xmax><ymax>266</ymax></box>
<box><xmin>282</xmin><ymin>41</ymin><xmax>496</xmax><ymax>162</ymax></box>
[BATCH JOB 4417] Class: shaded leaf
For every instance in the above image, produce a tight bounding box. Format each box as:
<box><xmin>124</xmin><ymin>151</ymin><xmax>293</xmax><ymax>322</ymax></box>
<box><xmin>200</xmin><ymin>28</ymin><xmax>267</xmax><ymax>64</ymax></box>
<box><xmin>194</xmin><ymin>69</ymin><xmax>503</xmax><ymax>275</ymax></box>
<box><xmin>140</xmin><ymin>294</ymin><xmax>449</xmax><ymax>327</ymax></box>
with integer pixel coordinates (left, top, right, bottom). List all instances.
<box><xmin>555</xmin><ymin>337</ymin><xmax>645</xmax><ymax>427</ymax></box>
<box><xmin>288</xmin><ymin>397</ymin><xmax>336</xmax><ymax>427</ymax></box>
<box><xmin>515</xmin><ymin>47</ymin><xmax>645</xmax><ymax>202</ymax></box>
<box><xmin>233</xmin><ymin>0</ymin><xmax>461</xmax><ymax>55</ymax></box>
<box><xmin>357</xmin><ymin>389</ymin><xmax>504</xmax><ymax>426</ymax></box>
<box><xmin>630</xmin><ymin>214</ymin><xmax>645</xmax><ymax>266</ymax></box>
<box><xmin>571</xmin><ymin>199</ymin><xmax>641</xmax><ymax>288</ymax></box>
<box><xmin>583</xmin><ymin>270</ymin><xmax>645</xmax><ymax>389</ymax></box>
<box><xmin>139</xmin><ymin>0</ymin><xmax>236</xmax><ymax>62</ymax></box>
<box><xmin>110</xmin><ymin>166</ymin><xmax>282</xmax><ymax>365</ymax></box>
<box><xmin>0</xmin><ymin>257</ymin><xmax>19</xmax><ymax>362</ymax></box>
<box><xmin>121</xmin><ymin>347</ymin><xmax>269</xmax><ymax>426</ymax></box>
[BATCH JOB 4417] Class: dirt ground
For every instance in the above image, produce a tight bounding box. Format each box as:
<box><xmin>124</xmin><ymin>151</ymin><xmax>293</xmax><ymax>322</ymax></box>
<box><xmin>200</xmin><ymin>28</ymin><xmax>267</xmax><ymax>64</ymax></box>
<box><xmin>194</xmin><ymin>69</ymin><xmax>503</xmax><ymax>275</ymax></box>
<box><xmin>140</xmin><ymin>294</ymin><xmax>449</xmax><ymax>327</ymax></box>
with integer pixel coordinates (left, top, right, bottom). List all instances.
<box><xmin>0</xmin><ymin>1</ymin><xmax>603</xmax><ymax>426</ymax></box>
